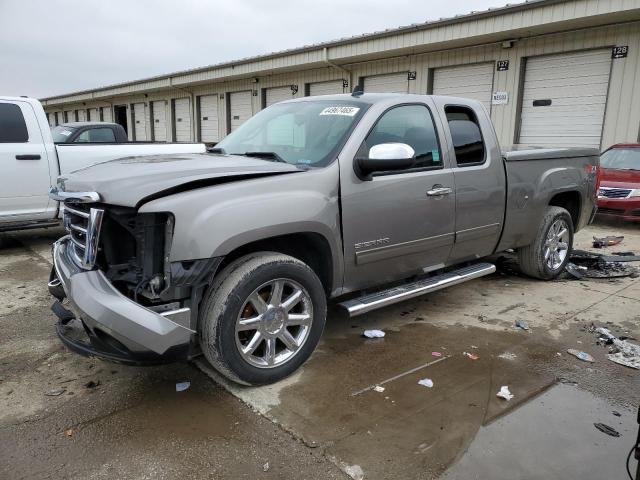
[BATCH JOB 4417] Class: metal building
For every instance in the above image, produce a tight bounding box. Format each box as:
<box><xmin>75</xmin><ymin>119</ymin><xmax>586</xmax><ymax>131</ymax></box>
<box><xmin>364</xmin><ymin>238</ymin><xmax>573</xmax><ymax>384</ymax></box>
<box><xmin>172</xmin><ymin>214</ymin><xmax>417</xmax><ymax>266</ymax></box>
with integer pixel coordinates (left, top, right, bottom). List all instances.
<box><xmin>42</xmin><ymin>0</ymin><xmax>640</xmax><ymax>149</ymax></box>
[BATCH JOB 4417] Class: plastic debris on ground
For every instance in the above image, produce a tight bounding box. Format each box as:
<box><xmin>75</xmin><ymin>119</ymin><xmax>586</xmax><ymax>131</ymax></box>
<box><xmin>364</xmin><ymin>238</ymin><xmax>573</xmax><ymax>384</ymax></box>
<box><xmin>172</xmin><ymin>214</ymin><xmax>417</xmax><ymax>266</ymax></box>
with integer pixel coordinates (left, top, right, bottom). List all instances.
<box><xmin>363</xmin><ymin>329</ymin><xmax>385</xmax><ymax>338</ymax></box>
<box><xmin>45</xmin><ymin>388</ymin><xmax>66</xmax><ymax>396</ymax></box>
<box><xmin>176</xmin><ymin>381</ymin><xmax>191</xmax><ymax>392</ymax></box>
<box><xmin>431</xmin><ymin>351</ymin><xmax>442</xmax><ymax>357</ymax></box>
<box><xmin>496</xmin><ymin>386</ymin><xmax>514</xmax><ymax>401</ymax></box>
<box><xmin>592</xmin><ymin>326</ymin><xmax>640</xmax><ymax>369</ymax></box>
<box><xmin>373</xmin><ymin>385</ymin><xmax>385</xmax><ymax>393</ymax></box>
<box><xmin>418</xmin><ymin>378</ymin><xmax>434</xmax><ymax>388</ymax></box>
<box><xmin>498</xmin><ymin>352</ymin><xmax>517</xmax><ymax>360</ymax></box>
<box><xmin>65</xmin><ymin>429</ymin><xmax>74</xmax><ymax>438</ymax></box>
<box><xmin>263</xmin><ymin>462</ymin><xmax>270</xmax><ymax>472</ymax></box>
<box><xmin>463</xmin><ymin>352</ymin><xmax>479</xmax><ymax>360</ymax></box>
<box><xmin>594</xmin><ymin>423</ymin><xmax>621</xmax><ymax>437</ymax></box>
<box><xmin>344</xmin><ymin>464</ymin><xmax>365</xmax><ymax>480</ymax></box>
<box><xmin>515</xmin><ymin>320</ymin><xmax>529</xmax><ymax>331</ymax></box>
<box><xmin>592</xmin><ymin>235</ymin><xmax>624</xmax><ymax>248</ymax></box>
<box><xmin>565</xmin><ymin>249</ymin><xmax>638</xmax><ymax>279</ymax></box>
<box><xmin>567</xmin><ymin>349</ymin><xmax>594</xmax><ymax>363</ymax></box>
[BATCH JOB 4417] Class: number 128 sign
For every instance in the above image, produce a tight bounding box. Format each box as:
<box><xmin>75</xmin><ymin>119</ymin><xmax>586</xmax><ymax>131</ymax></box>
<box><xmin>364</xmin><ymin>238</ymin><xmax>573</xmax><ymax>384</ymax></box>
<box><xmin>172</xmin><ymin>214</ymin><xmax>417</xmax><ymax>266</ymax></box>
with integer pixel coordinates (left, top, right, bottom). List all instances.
<box><xmin>612</xmin><ymin>46</ymin><xmax>628</xmax><ymax>59</ymax></box>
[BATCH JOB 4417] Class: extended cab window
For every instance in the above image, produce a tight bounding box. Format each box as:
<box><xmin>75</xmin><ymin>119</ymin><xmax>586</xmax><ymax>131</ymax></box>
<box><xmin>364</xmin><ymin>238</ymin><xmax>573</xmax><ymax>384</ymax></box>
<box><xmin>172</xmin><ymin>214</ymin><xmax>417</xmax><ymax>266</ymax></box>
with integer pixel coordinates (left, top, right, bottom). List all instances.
<box><xmin>0</xmin><ymin>103</ymin><xmax>29</xmax><ymax>143</ymax></box>
<box><xmin>76</xmin><ymin>128</ymin><xmax>116</xmax><ymax>143</ymax></box>
<box><xmin>445</xmin><ymin>106</ymin><xmax>485</xmax><ymax>166</ymax></box>
<box><xmin>362</xmin><ymin>105</ymin><xmax>441</xmax><ymax>170</ymax></box>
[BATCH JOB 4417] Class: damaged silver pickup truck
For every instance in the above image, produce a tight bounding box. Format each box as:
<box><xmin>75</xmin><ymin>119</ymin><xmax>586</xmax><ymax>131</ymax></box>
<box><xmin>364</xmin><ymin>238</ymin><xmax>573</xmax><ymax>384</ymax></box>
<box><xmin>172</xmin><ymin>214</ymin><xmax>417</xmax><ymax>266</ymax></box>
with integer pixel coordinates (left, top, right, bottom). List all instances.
<box><xmin>49</xmin><ymin>93</ymin><xmax>600</xmax><ymax>385</ymax></box>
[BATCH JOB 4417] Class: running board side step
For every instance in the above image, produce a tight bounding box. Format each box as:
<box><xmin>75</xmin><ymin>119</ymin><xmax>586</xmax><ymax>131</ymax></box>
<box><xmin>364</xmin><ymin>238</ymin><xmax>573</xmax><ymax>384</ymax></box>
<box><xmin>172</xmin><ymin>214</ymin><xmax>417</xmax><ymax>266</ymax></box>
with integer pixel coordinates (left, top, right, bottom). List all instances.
<box><xmin>339</xmin><ymin>262</ymin><xmax>496</xmax><ymax>317</ymax></box>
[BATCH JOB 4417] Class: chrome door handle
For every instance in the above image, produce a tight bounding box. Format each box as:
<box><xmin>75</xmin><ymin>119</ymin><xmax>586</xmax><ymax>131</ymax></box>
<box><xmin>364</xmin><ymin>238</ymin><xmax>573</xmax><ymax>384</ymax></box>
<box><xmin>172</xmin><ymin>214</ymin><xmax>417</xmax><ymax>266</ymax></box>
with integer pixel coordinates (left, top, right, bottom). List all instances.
<box><xmin>426</xmin><ymin>187</ymin><xmax>453</xmax><ymax>196</ymax></box>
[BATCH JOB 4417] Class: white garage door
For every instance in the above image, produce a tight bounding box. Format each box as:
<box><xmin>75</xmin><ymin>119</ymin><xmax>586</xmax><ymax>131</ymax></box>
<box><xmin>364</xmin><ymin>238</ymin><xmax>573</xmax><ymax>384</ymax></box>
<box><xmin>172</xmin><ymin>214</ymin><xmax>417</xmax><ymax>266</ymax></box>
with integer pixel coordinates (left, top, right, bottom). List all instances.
<box><xmin>229</xmin><ymin>91</ymin><xmax>253</xmax><ymax>132</ymax></box>
<box><xmin>47</xmin><ymin>113</ymin><xmax>55</xmax><ymax>127</ymax></box>
<box><xmin>151</xmin><ymin>101</ymin><xmax>167</xmax><ymax>141</ymax></box>
<box><xmin>266</xmin><ymin>86</ymin><xmax>293</xmax><ymax>107</ymax></box>
<box><xmin>100</xmin><ymin>107</ymin><xmax>112</xmax><ymax>123</ymax></box>
<box><xmin>309</xmin><ymin>80</ymin><xmax>345</xmax><ymax>96</ymax></box>
<box><xmin>433</xmin><ymin>63</ymin><xmax>495</xmax><ymax>112</ymax></box>
<box><xmin>519</xmin><ymin>49</ymin><xmax>612</xmax><ymax>148</ymax></box>
<box><xmin>173</xmin><ymin>98</ymin><xmax>192</xmax><ymax>142</ymax></box>
<box><xmin>363</xmin><ymin>73</ymin><xmax>408</xmax><ymax>93</ymax></box>
<box><xmin>64</xmin><ymin>110</ymin><xmax>74</xmax><ymax>122</ymax></box>
<box><xmin>88</xmin><ymin>108</ymin><xmax>99</xmax><ymax>121</ymax></box>
<box><xmin>77</xmin><ymin>110</ymin><xmax>86</xmax><ymax>122</ymax></box>
<box><xmin>132</xmin><ymin>103</ymin><xmax>147</xmax><ymax>141</ymax></box>
<box><xmin>199</xmin><ymin>95</ymin><xmax>219</xmax><ymax>142</ymax></box>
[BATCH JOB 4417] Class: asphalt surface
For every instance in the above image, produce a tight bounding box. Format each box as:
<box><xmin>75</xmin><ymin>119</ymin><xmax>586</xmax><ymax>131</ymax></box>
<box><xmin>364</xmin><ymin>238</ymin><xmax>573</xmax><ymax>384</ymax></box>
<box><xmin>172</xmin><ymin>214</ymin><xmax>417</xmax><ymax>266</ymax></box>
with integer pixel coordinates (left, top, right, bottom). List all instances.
<box><xmin>1</xmin><ymin>220</ymin><xmax>639</xmax><ymax>479</ymax></box>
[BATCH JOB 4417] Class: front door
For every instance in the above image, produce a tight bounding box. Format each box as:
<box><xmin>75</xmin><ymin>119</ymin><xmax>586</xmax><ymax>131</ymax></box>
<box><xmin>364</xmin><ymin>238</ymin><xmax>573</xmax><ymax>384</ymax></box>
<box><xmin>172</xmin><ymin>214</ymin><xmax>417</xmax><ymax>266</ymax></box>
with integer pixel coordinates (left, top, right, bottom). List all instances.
<box><xmin>0</xmin><ymin>100</ymin><xmax>51</xmax><ymax>222</ymax></box>
<box><xmin>340</xmin><ymin>101</ymin><xmax>456</xmax><ymax>292</ymax></box>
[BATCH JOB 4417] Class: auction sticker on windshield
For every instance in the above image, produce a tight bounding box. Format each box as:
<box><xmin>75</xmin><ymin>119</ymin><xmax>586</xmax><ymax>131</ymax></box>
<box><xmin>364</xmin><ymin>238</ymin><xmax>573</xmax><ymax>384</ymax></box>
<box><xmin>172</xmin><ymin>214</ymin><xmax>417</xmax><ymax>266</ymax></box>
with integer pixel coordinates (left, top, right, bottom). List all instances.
<box><xmin>320</xmin><ymin>106</ymin><xmax>360</xmax><ymax>116</ymax></box>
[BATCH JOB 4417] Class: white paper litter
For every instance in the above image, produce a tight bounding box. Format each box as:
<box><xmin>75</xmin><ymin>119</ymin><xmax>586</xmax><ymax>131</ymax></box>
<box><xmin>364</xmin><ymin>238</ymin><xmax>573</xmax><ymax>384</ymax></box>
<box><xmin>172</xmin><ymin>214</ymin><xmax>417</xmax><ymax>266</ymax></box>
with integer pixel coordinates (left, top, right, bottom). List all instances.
<box><xmin>608</xmin><ymin>339</ymin><xmax>640</xmax><ymax>370</ymax></box>
<box><xmin>496</xmin><ymin>386</ymin><xmax>514</xmax><ymax>401</ymax></box>
<box><xmin>363</xmin><ymin>329</ymin><xmax>385</xmax><ymax>338</ymax></box>
<box><xmin>418</xmin><ymin>378</ymin><xmax>434</xmax><ymax>388</ymax></box>
<box><xmin>498</xmin><ymin>352</ymin><xmax>517</xmax><ymax>360</ymax></box>
<box><xmin>344</xmin><ymin>464</ymin><xmax>364</xmax><ymax>480</ymax></box>
<box><xmin>176</xmin><ymin>381</ymin><xmax>191</xmax><ymax>392</ymax></box>
<box><xmin>373</xmin><ymin>385</ymin><xmax>385</xmax><ymax>393</ymax></box>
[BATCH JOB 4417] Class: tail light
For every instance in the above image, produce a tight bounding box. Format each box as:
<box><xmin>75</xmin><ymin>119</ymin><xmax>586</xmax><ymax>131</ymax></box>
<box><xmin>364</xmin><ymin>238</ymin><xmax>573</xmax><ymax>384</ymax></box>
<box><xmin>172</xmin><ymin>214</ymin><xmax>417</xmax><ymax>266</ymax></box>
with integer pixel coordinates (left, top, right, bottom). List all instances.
<box><xmin>586</xmin><ymin>164</ymin><xmax>601</xmax><ymax>195</ymax></box>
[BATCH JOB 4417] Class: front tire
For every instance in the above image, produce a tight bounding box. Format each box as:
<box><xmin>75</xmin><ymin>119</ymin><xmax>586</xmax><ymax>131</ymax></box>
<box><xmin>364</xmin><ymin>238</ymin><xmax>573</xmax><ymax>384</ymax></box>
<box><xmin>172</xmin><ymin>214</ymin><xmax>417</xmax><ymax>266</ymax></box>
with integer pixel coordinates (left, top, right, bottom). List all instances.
<box><xmin>518</xmin><ymin>206</ymin><xmax>574</xmax><ymax>280</ymax></box>
<box><xmin>199</xmin><ymin>252</ymin><xmax>327</xmax><ymax>385</ymax></box>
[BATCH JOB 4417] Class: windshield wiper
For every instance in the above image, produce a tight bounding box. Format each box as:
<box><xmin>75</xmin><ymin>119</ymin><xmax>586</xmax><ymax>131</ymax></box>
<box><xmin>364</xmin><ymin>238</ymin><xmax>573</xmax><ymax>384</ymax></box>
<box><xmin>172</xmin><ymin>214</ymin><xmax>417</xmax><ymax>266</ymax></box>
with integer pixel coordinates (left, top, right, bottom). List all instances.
<box><xmin>241</xmin><ymin>151</ymin><xmax>288</xmax><ymax>163</ymax></box>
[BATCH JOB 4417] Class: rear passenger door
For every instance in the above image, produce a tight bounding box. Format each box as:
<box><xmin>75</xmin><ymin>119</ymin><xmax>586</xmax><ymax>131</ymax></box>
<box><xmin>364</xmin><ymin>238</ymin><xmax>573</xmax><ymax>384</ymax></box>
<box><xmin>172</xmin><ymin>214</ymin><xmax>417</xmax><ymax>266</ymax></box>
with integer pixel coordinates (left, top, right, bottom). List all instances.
<box><xmin>436</xmin><ymin>101</ymin><xmax>505</xmax><ymax>263</ymax></box>
<box><xmin>340</xmin><ymin>101</ymin><xmax>456</xmax><ymax>291</ymax></box>
<box><xmin>0</xmin><ymin>101</ymin><xmax>51</xmax><ymax>222</ymax></box>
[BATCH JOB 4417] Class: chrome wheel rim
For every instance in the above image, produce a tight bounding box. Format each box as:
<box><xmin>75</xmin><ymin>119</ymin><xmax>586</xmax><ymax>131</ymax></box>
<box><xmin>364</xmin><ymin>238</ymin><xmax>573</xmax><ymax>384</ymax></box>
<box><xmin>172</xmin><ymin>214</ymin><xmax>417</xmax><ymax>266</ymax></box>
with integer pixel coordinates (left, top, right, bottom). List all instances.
<box><xmin>235</xmin><ymin>279</ymin><xmax>313</xmax><ymax>369</ymax></box>
<box><xmin>544</xmin><ymin>219</ymin><xmax>570</xmax><ymax>270</ymax></box>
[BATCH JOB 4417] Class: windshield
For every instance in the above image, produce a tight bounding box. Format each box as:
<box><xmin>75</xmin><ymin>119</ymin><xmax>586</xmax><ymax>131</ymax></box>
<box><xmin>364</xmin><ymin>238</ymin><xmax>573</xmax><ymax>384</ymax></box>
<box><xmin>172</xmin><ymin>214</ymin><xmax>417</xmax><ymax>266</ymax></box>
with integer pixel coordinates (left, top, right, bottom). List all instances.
<box><xmin>51</xmin><ymin>125</ymin><xmax>77</xmax><ymax>143</ymax></box>
<box><xmin>600</xmin><ymin>147</ymin><xmax>640</xmax><ymax>170</ymax></box>
<box><xmin>215</xmin><ymin>100</ymin><xmax>367</xmax><ymax>167</ymax></box>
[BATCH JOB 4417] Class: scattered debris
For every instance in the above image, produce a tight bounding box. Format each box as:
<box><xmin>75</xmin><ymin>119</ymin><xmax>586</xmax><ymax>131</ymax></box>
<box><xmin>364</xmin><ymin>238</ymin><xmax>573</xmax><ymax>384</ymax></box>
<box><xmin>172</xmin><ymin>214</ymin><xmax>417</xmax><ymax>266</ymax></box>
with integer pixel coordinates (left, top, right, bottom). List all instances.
<box><xmin>515</xmin><ymin>320</ymin><xmax>529</xmax><ymax>331</ymax></box>
<box><xmin>566</xmin><ymin>250</ymin><xmax>638</xmax><ymax>279</ymax></box>
<box><xmin>593</xmin><ymin>327</ymin><xmax>640</xmax><ymax>369</ymax></box>
<box><xmin>431</xmin><ymin>351</ymin><xmax>442</xmax><ymax>357</ymax></box>
<box><xmin>65</xmin><ymin>429</ymin><xmax>74</xmax><ymax>438</ymax></box>
<box><xmin>373</xmin><ymin>385</ymin><xmax>385</xmax><ymax>393</ymax></box>
<box><xmin>463</xmin><ymin>352</ymin><xmax>479</xmax><ymax>360</ymax></box>
<box><xmin>498</xmin><ymin>352</ymin><xmax>517</xmax><ymax>360</ymax></box>
<box><xmin>612</xmin><ymin>411</ymin><xmax>622</xmax><ymax>417</ymax></box>
<box><xmin>363</xmin><ymin>329</ymin><xmax>385</xmax><ymax>338</ymax></box>
<box><xmin>470</xmin><ymin>345</ymin><xmax>479</xmax><ymax>349</ymax></box>
<box><xmin>593</xmin><ymin>235</ymin><xmax>624</xmax><ymax>248</ymax></box>
<box><xmin>594</xmin><ymin>423</ymin><xmax>621</xmax><ymax>437</ymax></box>
<box><xmin>83</xmin><ymin>380</ymin><xmax>99</xmax><ymax>389</ymax></box>
<box><xmin>176</xmin><ymin>382</ymin><xmax>191</xmax><ymax>392</ymax></box>
<box><xmin>567</xmin><ymin>349</ymin><xmax>594</xmax><ymax>363</ymax></box>
<box><xmin>418</xmin><ymin>378</ymin><xmax>434</xmax><ymax>388</ymax></box>
<box><xmin>344</xmin><ymin>464</ymin><xmax>365</xmax><ymax>480</ymax></box>
<box><xmin>45</xmin><ymin>388</ymin><xmax>66</xmax><ymax>396</ymax></box>
<box><xmin>263</xmin><ymin>462</ymin><xmax>270</xmax><ymax>472</ymax></box>
<box><xmin>496</xmin><ymin>386</ymin><xmax>514</xmax><ymax>401</ymax></box>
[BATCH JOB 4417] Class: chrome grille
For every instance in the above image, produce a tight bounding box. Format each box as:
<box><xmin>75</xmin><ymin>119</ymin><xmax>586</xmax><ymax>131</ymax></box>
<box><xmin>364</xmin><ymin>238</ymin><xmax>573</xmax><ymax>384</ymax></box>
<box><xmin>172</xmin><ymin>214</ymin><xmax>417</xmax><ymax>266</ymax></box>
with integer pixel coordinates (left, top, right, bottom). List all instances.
<box><xmin>63</xmin><ymin>202</ymin><xmax>104</xmax><ymax>269</ymax></box>
<box><xmin>598</xmin><ymin>187</ymin><xmax>632</xmax><ymax>199</ymax></box>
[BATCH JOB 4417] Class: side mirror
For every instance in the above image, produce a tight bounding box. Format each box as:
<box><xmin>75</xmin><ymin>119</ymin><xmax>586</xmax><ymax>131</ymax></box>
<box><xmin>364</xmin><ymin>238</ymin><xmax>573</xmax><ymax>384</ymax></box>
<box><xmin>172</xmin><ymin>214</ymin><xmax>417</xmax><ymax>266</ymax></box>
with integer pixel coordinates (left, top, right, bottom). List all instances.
<box><xmin>356</xmin><ymin>143</ymin><xmax>416</xmax><ymax>179</ymax></box>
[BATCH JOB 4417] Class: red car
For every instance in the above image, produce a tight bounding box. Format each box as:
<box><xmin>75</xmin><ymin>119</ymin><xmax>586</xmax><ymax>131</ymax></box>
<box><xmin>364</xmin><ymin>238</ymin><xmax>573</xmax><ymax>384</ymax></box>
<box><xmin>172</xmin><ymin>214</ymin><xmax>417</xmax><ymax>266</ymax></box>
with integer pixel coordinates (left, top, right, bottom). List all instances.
<box><xmin>596</xmin><ymin>143</ymin><xmax>640</xmax><ymax>222</ymax></box>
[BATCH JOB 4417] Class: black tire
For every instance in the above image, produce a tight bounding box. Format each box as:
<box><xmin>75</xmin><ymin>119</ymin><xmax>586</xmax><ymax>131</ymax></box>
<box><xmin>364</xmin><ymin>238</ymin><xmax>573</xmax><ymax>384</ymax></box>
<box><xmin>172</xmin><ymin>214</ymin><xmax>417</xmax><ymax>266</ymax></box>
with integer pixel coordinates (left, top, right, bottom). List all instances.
<box><xmin>199</xmin><ymin>252</ymin><xmax>327</xmax><ymax>385</ymax></box>
<box><xmin>518</xmin><ymin>206</ymin><xmax>574</xmax><ymax>280</ymax></box>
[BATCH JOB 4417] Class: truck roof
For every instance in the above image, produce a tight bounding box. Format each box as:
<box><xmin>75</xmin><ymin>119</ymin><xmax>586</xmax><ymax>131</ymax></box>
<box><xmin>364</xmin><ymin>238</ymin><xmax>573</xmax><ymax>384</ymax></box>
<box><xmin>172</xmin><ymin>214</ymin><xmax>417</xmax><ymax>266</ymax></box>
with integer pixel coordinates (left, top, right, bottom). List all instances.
<box><xmin>284</xmin><ymin>93</ymin><xmax>483</xmax><ymax>106</ymax></box>
<box><xmin>58</xmin><ymin>122</ymin><xmax>119</xmax><ymax>128</ymax></box>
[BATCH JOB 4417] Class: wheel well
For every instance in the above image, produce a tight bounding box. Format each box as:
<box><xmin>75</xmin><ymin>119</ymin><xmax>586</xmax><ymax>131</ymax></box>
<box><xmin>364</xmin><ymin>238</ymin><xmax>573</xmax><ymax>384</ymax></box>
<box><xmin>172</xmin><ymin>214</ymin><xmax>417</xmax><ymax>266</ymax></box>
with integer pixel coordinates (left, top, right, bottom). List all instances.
<box><xmin>549</xmin><ymin>191</ymin><xmax>581</xmax><ymax>227</ymax></box>
<box><xmin>217</xmin><ymin>233</ymin><xmax>334</xmax><ymax>294</ymax></box>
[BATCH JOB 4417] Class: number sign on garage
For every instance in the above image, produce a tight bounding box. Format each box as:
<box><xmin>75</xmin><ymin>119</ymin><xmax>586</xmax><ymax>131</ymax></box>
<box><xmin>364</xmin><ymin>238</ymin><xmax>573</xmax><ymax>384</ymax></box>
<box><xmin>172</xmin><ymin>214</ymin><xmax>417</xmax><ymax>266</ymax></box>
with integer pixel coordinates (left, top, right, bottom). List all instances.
<box><xmin>199</xmin><ymin>95</ymin><xmax>220</xmax><ymax>143</ymax></box>
<box><xmin>173</xmin><ymin>98</ymin><xmax>192</xmax><ymax>142</ymax></box>
<box><xmin>229</xmin><ymin>91</ymin><xmax>253</xmax><ymax>132</ymax></box>
<box><xmin>432</xmin><ymin>63</ymin><xmax>495</xmax><ymax>112</ymax></box>
<box><xmin>151</xmin><ymin>101</ymin><xmax>167</xmax><ymax>142</ymax></box>
<box><xmin>518</xmin><ymin>49</ymin><xmax>612</xmax><ymax>148</ymax></box>
<box><xmin>363</xmin><ymin>73</ymin><xmax>409</xmax><ymax>93</ymax></box>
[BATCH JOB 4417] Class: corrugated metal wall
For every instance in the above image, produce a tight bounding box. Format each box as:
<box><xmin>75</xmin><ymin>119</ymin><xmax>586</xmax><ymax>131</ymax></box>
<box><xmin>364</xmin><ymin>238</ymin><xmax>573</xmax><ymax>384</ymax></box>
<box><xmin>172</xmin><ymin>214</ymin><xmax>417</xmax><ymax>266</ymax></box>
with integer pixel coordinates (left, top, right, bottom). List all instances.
<box><xmin>44</xmin><ymin>20</ymin><xmax>640</xmax><ymax>148</ymax></box>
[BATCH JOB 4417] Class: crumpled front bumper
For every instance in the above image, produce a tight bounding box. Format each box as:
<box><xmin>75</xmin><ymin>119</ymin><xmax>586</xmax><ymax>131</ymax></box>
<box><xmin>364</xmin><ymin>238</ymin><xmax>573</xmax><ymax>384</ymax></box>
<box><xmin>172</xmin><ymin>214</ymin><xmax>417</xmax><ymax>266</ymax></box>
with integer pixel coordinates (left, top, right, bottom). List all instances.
<box><xmin>50</xmin><ymin>236</ymin><xmax>195</xmax><ymax>365</ymax></box>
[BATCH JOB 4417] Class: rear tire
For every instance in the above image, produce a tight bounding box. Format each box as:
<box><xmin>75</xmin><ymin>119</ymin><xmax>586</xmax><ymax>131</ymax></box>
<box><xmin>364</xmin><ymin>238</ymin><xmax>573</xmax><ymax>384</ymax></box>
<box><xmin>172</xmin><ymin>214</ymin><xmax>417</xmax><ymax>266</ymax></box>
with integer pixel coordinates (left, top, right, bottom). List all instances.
<box><xmin>199</xmin><ymin>252</ymin><xmax>326</xmax><ymax>385</ymax></box>
<box><xmin>518</xmin><ymin>206</ymin><xmax>574</xmax><ymax>280</ymax></box>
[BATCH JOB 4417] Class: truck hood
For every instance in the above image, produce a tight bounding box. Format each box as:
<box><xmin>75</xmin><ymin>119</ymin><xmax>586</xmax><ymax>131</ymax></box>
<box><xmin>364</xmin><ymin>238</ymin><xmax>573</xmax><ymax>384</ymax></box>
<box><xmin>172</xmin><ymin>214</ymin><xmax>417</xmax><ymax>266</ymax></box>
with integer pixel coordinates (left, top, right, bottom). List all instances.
<box><xmin>57</xmin><ymin>153</ymin><xmax>302</xmax><ymax>207</ymax></box>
